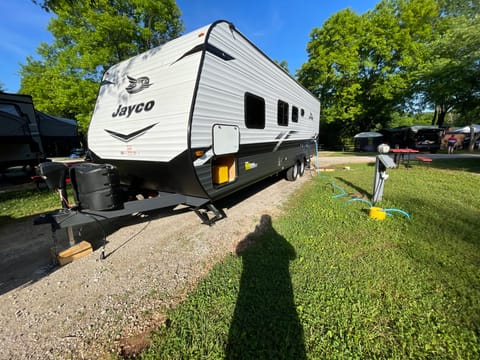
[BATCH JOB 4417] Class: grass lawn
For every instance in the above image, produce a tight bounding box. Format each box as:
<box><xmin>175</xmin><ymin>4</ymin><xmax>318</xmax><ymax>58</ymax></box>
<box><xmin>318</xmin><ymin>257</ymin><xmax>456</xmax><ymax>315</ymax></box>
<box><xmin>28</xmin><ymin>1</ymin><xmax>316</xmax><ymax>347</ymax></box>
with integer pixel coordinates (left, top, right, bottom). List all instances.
<box><xmin>319</xmin><ymin>151</ymin><xmax>377</xmax><ymax>157</ymax></box>
<box><xmin>137</xmin><ymin>159</ymin><xmax>480</xmax><ymax>359</ymax></box>
<box><xmin>0</xmin><ymin>188</ymin><xmax>62</xmax><ymax>225</ymax></box>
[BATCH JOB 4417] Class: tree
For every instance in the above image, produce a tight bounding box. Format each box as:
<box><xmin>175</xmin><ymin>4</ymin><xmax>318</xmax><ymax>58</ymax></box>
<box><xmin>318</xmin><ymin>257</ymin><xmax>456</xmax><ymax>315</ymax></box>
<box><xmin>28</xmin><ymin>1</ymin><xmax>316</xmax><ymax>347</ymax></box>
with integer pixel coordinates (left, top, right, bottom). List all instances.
<box><xmin>415</xmin><ymin>17</ymin><xmax>480</xmax><ymax>127</ymax></box>
<box><xmin>32</xmin><ymin>0</ymin><xmax>94</xmax><ymax>12</ymax></box>
<box><xmin>437</xmin><ymin>0</ymin><xmax>480</xmax><ymax>17</ymax></box>
<box><xmin>274</xmin><ymin>60</ymin><xmax>290</xmax><ymax>74</ymax></box>
<box><xmin>22</xmin><ymin>0</ymin><xmax>183</xmax><ymax>133</ymax></box>
<box><xmin>297</xmin><ymin>0</ymin><xmax>438</xmax><ymax>146</ymax></box>
<box><xmin>297</xmin><ymin>8</ymin><xmax>365</xmax><ymax>143</ymax></box>
<box><xmin>413</xmin><ymin>1</ymin><xmax>480</xmax><ymax>129</ymax></box>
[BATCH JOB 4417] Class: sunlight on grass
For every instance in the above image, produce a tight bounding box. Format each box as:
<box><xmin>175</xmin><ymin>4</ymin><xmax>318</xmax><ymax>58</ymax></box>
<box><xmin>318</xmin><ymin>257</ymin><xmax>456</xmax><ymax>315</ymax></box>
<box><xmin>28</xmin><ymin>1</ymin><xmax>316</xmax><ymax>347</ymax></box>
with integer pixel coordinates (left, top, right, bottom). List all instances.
<box><xmin>0</xmin><ymin>190</ymin><xmax>59</xmax><ymax>223</ymax></box>
<box><xmin>0</xmin><ymin>188</ymin><xmax>74</xmax><ymax>225</ymax></box>
<box><xmin>137</xmin><ymin>159</ymin><xmax>480</xmax><ymax>359</ymax></box>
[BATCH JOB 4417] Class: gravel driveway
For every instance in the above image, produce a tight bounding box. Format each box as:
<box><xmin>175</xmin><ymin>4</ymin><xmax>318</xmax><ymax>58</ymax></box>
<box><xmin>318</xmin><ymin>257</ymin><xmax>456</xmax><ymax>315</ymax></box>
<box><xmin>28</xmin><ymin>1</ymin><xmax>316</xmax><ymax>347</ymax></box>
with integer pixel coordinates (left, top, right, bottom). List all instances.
<box><xmin>0</xmin><ymin>154</ymin><xmax>382</xmax><ymax>359</ymax></box>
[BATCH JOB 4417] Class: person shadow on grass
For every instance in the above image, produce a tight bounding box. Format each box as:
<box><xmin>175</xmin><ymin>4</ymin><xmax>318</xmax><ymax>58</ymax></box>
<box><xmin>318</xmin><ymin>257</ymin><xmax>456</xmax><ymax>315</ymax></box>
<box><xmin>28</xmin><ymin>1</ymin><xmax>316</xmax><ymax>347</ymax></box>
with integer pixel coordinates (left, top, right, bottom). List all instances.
<box><xmin>226</xmin><ymin>214</ymin><xmax>306</xmax><ymax>360</ymax></box>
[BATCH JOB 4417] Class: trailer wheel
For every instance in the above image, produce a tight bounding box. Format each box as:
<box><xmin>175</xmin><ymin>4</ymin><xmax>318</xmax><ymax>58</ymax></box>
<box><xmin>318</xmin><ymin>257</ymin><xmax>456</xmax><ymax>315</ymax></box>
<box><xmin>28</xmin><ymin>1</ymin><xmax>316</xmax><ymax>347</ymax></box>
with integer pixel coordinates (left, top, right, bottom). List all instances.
<box><xmin>298</xmin><ymin>159</ymin><xmax>305</xmax><ymax>177</ymax></box>
<box><xmin>286</xmin><ymin>163</ymin><xmax>298</xmax><ymax>181</ymax></box>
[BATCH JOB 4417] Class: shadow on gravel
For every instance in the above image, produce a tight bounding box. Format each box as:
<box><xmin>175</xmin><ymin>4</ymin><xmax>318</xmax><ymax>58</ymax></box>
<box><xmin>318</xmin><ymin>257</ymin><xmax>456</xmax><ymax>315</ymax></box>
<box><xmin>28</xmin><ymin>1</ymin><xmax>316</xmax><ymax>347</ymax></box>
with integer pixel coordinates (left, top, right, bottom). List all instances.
<box><xmin>0</xmin><ymin>174</ymin><xmax>287</xmax><ymax>296</ymax></box>
<box><xmin>0</xmin><ymin>205</ymin><xmax>191</xmax><ymax>296</ymax></box>
<box><xmin>214</xmin><ymin>174</ymin><xmax>284</xmax><ymax>210</ymax></box>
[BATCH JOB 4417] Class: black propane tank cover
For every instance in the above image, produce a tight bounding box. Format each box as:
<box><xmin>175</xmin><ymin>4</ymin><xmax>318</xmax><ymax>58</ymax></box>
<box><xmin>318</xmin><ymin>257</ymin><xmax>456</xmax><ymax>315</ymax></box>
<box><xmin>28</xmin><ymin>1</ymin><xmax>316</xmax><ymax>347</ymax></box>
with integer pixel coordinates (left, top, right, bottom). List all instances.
<box><xmin>69</xmin><ymin>163</ymin><xmax>124</xmax><ymax>211</ymax></box>
<box><xmin>38</xmin><ymin>162</ymin><xmax>68</xmax><ymax>190</ymax></box>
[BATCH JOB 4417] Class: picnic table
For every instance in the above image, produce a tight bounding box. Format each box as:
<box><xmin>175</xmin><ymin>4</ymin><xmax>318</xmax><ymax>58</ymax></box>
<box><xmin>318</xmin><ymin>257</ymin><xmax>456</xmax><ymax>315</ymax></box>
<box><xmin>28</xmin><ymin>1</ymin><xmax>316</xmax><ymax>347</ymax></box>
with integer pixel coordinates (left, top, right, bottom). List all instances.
<box><xmin>390</xmin><ymin>148</ymin><xmax>419</xmax><ymax>167</ymax></box>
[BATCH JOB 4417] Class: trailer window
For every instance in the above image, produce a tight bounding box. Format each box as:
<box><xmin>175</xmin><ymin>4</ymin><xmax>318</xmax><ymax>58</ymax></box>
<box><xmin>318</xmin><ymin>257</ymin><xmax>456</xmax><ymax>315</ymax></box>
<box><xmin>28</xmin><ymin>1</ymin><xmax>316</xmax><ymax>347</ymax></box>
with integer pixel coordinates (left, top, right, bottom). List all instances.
<box><xmin>277</xmin><ymin>100</ymin><xmax>289</xmax><ymax>126</ymax></box>
<box><xmin>244</xmin><ymin>93</ymin><xmax>265</xmax><ymax>129</ymax></box>
<box><xmin>0</xmin><ymin>103</ymin><xmax>22</xmax><ymax>117</ymax></box>
<box><xmin>292</xmin><ymin>106</ymin><xmax>298</xmax><ymax>123</ymax></box>
<box><xmin>301</xmin><ymin>109</ymin><xmax>305</xmax><ymax>117</ymax></box>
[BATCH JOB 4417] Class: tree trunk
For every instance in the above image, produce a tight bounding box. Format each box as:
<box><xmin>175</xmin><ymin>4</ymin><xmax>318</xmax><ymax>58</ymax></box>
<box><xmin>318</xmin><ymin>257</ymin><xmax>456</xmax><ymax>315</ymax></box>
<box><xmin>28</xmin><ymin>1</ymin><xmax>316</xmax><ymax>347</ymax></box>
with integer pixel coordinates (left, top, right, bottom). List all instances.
<box><xmin>468</xmin><ymin>125</ymin><xmax>479</xmax><ymax>152</ymax></box>
<box><xmin>432</xmin><ymin>104</ymin><xmax>450</xmax><ymax>127</ymax></box>
<box><xmin>437</xmin><ymin>109</ymin><xmax>447</xmax><ymax>127</ymax></box>
<box><xmin>431</xmin><ymin>107</ymin><xmax>438</xmax><ymax>125</ymax></box>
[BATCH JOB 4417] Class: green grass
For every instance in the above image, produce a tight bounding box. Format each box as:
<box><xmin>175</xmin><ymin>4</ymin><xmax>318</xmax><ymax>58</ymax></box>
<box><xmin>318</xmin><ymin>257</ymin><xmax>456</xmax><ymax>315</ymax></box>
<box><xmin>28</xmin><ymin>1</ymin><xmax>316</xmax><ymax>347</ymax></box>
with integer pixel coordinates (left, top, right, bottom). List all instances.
<box><xmin>138</xmin><ymin>159</ymin><xmax>480</xmax><ymax>359</ymax></box>
<box><xmin>320</xmin><ymin>151</ymin><xmax>377</xmax><ymax>157</ymax></box>
<box><xmin>0</xmin><ymin>188</ymin><xmax>63</xmax><ymax>225</ymax></box>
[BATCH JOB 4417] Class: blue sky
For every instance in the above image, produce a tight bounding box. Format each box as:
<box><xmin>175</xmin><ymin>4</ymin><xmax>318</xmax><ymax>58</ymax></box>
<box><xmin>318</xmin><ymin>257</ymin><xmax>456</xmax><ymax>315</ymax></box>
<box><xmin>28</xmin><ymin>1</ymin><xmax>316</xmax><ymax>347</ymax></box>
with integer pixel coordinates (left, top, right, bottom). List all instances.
<box><xmin>0</xmin><ymin>0</ymin><xmax>379</xmax><ymax>93</ymax></box>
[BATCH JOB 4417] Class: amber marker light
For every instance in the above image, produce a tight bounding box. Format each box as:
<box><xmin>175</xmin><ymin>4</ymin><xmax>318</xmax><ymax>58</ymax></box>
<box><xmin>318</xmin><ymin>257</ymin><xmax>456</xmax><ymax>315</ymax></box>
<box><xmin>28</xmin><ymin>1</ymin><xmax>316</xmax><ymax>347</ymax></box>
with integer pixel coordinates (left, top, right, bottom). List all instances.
<box><xmin>195</xmin><ymin>150</ymin><xmax>204</xmax><ymax>158</ymax></box>
<box><xmin>198</xmin><ymin>32</ymin><xmax>205</xmax><ymax>37</ymax></box>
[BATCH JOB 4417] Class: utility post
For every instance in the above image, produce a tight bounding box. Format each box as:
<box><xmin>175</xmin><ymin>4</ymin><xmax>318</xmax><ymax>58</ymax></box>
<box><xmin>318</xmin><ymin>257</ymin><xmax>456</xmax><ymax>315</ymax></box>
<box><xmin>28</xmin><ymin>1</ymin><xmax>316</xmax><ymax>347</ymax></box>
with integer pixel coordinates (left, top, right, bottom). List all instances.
<box><xmin>372</xmin><ymin>144</ymin><xmax>396</xmax><ymax>204</ymax></box>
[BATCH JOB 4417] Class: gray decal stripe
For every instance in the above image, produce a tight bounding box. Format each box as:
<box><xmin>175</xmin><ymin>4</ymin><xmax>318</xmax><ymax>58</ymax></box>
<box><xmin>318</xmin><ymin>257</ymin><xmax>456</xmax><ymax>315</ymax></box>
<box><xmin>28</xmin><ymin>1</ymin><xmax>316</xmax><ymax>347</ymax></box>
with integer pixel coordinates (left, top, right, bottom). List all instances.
<box><xmin>205</xmin><ymin>43</ymin><xmax>235</xmax><ymax>61</ymax></box>
<box><xmin>172</xmin><ymin>43</ymin><xmax>235</xmax><ymax>64</ymax></box>
<box><xmin>285</xmin><ymin>130</ymin><xmax>298</xmax><ymax>139</ymax></box>
<box><xmin>100</xmin><ymin>79</ymin><xmax>115</xmax><ymax>86</ymax></box>
<box><xmin>193</xmin><ymin>149</ymin><xmax>214</xmax><ymax>167</ymax></box>
<box><xmin>105</xmin><ymin>123</ymin><xmax>157</xmax><ymax>142</ymax></box>
<box><xmin>273</xmin><ymin>130</ymin><xmax>299</xmax><ymax>152</ymax></box>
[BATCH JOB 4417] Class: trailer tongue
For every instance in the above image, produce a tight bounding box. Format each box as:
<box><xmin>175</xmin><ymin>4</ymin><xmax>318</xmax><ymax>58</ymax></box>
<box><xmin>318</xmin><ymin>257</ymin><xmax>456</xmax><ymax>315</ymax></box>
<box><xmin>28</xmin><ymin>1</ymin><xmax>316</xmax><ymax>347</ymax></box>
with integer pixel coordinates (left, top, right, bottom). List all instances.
<box><xmin>34</xmin><ymin>161</ymin><xmax>222</xmax><ymax>261</ymax></box>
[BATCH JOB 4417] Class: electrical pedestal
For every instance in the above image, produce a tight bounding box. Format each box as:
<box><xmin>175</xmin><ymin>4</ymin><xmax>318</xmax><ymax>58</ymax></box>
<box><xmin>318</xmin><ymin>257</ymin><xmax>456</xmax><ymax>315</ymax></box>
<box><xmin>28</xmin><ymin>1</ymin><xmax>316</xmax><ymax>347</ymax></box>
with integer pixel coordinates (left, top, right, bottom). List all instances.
<box><xmin>372</xmin><ymin>154</ymin><xmax>396</xmax><ymax>204</ymax></box>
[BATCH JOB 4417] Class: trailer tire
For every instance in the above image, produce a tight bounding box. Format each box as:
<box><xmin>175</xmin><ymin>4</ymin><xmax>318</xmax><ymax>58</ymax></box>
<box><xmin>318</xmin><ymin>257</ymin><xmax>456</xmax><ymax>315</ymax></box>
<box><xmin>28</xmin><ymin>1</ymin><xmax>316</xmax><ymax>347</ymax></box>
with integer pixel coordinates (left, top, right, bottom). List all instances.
<box><xmin>286</xmin><ymin>163</ymin><xmax>298</xmax><ymax>181</ymax></box>
<box><xmin>298</xmin><ymin>159</ymin><xmax>305</xmax><ymax>177</ymax></box>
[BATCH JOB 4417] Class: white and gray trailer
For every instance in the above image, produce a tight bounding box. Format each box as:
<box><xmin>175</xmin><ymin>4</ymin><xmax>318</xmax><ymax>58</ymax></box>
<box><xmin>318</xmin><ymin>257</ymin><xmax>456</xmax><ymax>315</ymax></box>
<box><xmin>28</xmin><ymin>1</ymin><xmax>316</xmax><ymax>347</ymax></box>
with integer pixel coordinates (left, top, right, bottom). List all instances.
<box><xmin>36</xmin><ymin>21</ymin><xmax>320</xmax><ymax>254</ymax></box>
<box><xmin>88</xmin><ymin>20</ymin><xmax>320</xmax><ymax>202</ymax></box>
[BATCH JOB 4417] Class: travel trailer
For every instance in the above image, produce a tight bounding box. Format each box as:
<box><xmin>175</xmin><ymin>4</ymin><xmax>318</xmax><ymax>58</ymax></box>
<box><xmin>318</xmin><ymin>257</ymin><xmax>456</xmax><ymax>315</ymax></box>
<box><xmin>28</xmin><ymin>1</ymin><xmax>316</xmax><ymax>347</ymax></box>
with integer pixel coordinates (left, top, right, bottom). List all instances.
<box><xmin>0</xmin><ymin>92</ymin><xmax>79</xmax><ymax>171</ymax></box>
<box><xmin>353</xmin><ymin>132</ymin><xmax>384</xmax><ymax>152</ymax></box>
<box><xmin>37</xmin><ymin>20</ymin><xmax>320</xmax><ymax>244</ymax></box>
<box><xmin>87</xmin><ymin>20</ymin><xmax>320</xmax><ymax>203</ymax></box>
<box><xmin>380</xmin><ymin>126</ymin><xmax>443</xmax><ymax>153</ymax></box>
<box><xmin>0</xmin><ymin>93</ymin><xmax>45</xmax><ymax>171</ymax></box>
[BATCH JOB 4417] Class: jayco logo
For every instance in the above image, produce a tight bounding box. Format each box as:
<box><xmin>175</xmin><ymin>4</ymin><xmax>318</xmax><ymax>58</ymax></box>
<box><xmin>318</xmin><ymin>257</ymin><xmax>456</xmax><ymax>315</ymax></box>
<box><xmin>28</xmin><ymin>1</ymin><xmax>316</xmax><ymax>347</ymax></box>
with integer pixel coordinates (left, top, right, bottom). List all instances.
<box><xmin>112</xmin><ymin>101</ymin><xmax>155</xmax><ymax>118</ymax></box>
<box><xmin>111</xmin><ymin>74</ymin><xmax>155</xmax><ymax>117</ymax></box>
<box><xmin>126</xmin><ymin>75</ymin><xmax>152</xmax><ymax>94</ymax></box>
